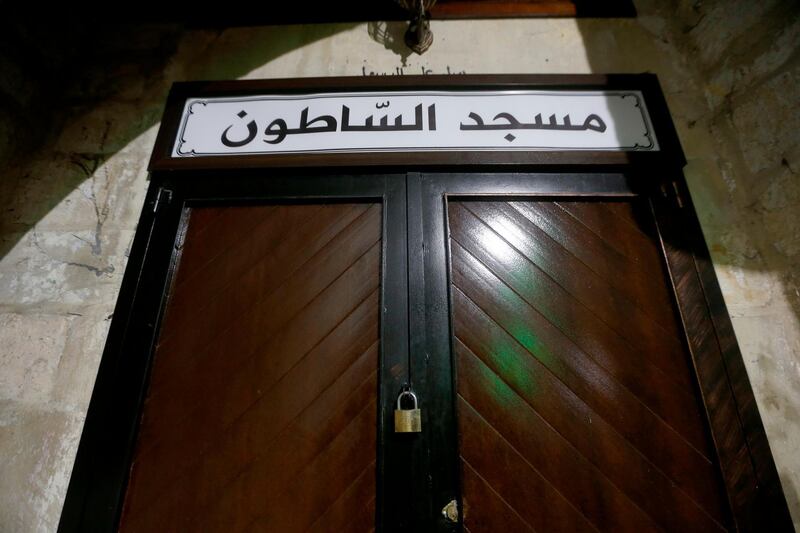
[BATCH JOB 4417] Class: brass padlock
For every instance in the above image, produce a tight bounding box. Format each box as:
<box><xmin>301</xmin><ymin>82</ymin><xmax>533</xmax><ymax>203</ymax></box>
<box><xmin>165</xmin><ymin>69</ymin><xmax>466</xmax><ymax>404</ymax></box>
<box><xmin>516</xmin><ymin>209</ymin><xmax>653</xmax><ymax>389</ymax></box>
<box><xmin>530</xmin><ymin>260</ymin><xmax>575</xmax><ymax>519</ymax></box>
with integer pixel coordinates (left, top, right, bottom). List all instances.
<box><xmin>394</xmin><ymin>390</ymin><xmax>422</xmax><ymax>433</ymax></box>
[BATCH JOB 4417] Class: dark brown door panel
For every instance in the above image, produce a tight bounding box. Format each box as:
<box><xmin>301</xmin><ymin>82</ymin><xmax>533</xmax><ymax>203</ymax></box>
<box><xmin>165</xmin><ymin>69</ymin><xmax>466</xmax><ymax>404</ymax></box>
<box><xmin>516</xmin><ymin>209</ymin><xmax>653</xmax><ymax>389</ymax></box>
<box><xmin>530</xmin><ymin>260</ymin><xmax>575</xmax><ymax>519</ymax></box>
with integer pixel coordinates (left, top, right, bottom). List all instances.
<box><xmin>449</xmin><ymin>199</ymin><xmax>732</xmax><ymax>532</ymax></box>
<box><xmin>119</xmin><ymin>203</ymin><xmax>382</xmax><ymax>533</ymax></box>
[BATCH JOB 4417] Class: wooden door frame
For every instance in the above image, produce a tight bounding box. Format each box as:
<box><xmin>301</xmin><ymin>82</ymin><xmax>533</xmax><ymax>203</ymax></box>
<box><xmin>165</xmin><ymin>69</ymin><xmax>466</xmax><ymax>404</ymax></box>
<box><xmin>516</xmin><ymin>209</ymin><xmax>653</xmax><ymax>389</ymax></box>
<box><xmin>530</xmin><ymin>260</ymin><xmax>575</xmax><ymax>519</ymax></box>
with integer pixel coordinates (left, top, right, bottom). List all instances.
<box><xmin>59</xmin><ymin>75</ymin><xmax>792</xmax><ymax>532</ymax></box>
<box><xmin>414</xmin><ymin>171</ymin><xmax>793</xmax><ymax>531</ymax></box>
<box><xmin>58</xmin><ymin>171</ymin><xmax>411</xmax><ymax>532</ymax></box>
<box><xmin>412</xmin><ymin>171</ymin><xmax>638</xmax><ymax>531</ymax></box>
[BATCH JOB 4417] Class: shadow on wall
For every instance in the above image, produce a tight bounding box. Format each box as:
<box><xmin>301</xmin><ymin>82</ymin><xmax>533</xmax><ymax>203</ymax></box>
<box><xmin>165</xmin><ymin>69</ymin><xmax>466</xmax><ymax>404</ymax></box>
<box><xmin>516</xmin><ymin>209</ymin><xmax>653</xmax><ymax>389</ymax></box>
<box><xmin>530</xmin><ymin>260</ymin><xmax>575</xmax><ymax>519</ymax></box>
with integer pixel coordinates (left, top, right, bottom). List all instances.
<box><xmin>368</xmin><ymin>21</ymin><xmax>414</xmax><ymax>65</ymax></box>
<box><xmin>0</xmin><ymin>20</ymin><xmax>366</xmax><ymax>531</ymax></box>
<box><xmin>0</xmin><ymin>20</ymin><xmax>357</xmax><ymax>260</ymax></box>
<box><xmin>577</xmin><ymin>0</ymin><xmax>800</xmax><ymax>526</ymax></box>
<box><xmin>1</xmin><ymin>7</ymin><xmax>798</xmax><ymax>530</ymax></box>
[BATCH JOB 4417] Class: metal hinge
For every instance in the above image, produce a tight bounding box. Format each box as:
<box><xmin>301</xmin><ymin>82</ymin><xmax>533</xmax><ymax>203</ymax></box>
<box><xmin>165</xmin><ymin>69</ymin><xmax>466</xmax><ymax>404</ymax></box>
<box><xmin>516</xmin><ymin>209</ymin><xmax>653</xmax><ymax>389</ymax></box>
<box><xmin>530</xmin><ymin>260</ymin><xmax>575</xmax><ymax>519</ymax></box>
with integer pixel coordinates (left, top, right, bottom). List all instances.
<box><xmin>442</xmin><ymin>499</ymin><xmax>459</xmax><ymax>523</ymax></box>
<box><xmin>659</xmin><ymin>180</ymin><xmax>685</xmax><ymax>209</ymax></box>
<box><xmin>153</xmin><ymin>187</ymin><xmax>174</xmax><ymax>213</ymax></box>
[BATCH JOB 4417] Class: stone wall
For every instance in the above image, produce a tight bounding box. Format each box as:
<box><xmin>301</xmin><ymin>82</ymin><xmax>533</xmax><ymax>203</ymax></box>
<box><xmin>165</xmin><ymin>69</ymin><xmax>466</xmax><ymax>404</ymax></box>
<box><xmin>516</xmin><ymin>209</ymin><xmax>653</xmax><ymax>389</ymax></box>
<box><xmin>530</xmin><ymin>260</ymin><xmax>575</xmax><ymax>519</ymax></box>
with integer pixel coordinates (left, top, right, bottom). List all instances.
<box><xmin>0</xmin><ymin>2</ymin><xmax>797</xmax><ymax>530</ymax></box>
<box><xmin>670</xmin><ymin>0</ymin><xmax>800</xmax><ymax>518</ymax></box>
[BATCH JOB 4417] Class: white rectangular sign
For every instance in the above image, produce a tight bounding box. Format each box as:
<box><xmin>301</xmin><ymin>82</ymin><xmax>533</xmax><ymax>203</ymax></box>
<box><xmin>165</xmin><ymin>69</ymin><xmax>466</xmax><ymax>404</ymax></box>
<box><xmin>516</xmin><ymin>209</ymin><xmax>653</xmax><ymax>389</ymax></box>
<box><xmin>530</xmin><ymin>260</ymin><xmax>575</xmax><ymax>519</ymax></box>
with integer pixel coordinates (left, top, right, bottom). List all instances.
<box><xmin>172</xmin><ymin>90</ymin><xmax>659</xmax><ymax>156</ymax></box>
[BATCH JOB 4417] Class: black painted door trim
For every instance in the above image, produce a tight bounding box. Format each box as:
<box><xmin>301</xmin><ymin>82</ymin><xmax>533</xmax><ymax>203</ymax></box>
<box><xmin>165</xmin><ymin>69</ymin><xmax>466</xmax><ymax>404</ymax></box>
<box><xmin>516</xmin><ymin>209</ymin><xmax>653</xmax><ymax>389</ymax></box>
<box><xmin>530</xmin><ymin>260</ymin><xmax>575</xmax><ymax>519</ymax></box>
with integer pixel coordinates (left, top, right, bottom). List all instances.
<box><xmin>58</xmin><ymin>171</ymin><xmax>412</xmax><ymax>532</ymax></box>
<box><xmin>58</xmin><ymin>74</ymin><xmax>792</xmax><ymax>532</ymax></box>
<box><xmin>413</xmin><ymin>170</ymin><xmax>793</xmax><ymax>532</ymax></box>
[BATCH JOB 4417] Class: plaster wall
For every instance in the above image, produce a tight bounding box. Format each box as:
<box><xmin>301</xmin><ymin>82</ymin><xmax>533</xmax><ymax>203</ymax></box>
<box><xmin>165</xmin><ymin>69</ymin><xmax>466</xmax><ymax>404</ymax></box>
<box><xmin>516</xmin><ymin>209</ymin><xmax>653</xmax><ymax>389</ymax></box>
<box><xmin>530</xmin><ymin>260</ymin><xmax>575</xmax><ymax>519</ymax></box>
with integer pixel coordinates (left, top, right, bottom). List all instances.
<box><xmin>0</xmin><ymin>1</ymin><xmax>798</xmax><ymax>530</ymax></box>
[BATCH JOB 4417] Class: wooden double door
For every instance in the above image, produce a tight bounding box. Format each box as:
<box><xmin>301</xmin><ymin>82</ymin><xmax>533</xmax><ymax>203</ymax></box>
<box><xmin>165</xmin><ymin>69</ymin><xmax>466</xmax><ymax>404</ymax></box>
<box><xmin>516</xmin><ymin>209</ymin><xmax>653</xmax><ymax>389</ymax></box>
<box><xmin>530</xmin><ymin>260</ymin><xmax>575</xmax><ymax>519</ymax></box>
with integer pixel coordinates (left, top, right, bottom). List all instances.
<box><xmin>80</xmin><ymin>172</ymin><xmax>739</xmax><ymax>532</ymax></box>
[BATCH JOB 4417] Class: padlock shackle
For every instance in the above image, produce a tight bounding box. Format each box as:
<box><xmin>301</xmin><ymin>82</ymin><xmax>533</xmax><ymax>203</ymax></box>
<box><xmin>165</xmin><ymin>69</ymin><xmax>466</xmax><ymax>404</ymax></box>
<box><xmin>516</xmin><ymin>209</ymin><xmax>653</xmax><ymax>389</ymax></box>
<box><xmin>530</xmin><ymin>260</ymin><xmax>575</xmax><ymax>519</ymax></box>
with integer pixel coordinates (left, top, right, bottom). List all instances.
<box><xmin>396</xmin><ymin>390</ymin><xmax>419</xmax><ymax>410</ymax></box>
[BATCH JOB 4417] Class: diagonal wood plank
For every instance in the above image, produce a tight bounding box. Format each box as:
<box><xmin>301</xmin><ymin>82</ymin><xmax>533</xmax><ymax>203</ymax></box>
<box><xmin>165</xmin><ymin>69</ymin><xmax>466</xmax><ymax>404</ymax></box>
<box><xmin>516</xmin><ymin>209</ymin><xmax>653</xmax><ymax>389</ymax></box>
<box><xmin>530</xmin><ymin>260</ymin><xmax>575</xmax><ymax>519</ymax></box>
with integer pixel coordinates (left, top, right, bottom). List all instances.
<box><xmin>510</xmin><ymin>201</ymin><xmax>677</xmax><ymax>322</ymax></box>
<box><xmin>458</xmin><ymin>396</ymin><xmax>599</xmax><ymax>533</ymax></box>
<box><xmin>126</xmin><ymin>246</ymin><xmax>381</xmax><ymax>502</ymax></box>
<box><xmin>452</xmin><ymin>202</ymin><xmax>696</xmax><ymax>395</ymax></box>
<box><xmin>451</xmin><ymin>199</ymin><xmax>733</xmax><ymax>532</ymax></box>
<box><xmin>119</xmin><ymin>203</ymin><xmax>380</xmax><ymax>533</ymax></box>
<box><xmin>454</xmin><ymin>295</ymin><xmax>728</xmax><ymax>520</ymax></box>
<box><xmin>456</xmin><ymin>336</ymin><xmax>728</xmax><ymax>528</ymax></box>
<box><xmin>125</xmin><ymin>305</ymin><xmax>379</xmax><ymax>519</ymax></box>
<box><xmin>461</xmin><ymin>460</ymin><xmax>539</xmax><ymax>533</ymax></box>
<box><xmin>457</xmin><ymin>366</ymin><xmax>659</xmax><ymax>532</ymax></box>
<box><xmin>124</xmin><ymin>350</ymin><xmax>378</xmax><ymax>533</ymax></box>
<box><xmin>306</xmin><ymin>461</ymin><xmax>377</xmax><ymax>533</ymax></box>
<box><xmin>459</xmin><ymin>201</ymin><xmax>694</xmax><ymax>389</ymax></box>
<box><xmin>452</xmin><ymin>285</ymin><xmax>719</xmax><ymax>480</ymax></box>
<box><xmin>451</xmin><ymin>239</ymin><xmax>711</xmax><ymax>452</ymax></box>
<box><xmin>555</xmin><ymin>201</ymin><xmax>664</xmax><ymax>271</ymax></box>
<box><xmin>138</xmin><ymin>207</ymin><xmax>381</xmax><ymax>447</ymax></box>
<box><xmin>155</xmin><ymin>203</ymin><xmax>379</xmax><ymax>381</ymax></box>
<box><xmin>462</xmin><ymin>201</ymin><xmax>679</xmax><ymax>331</ymax></box>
